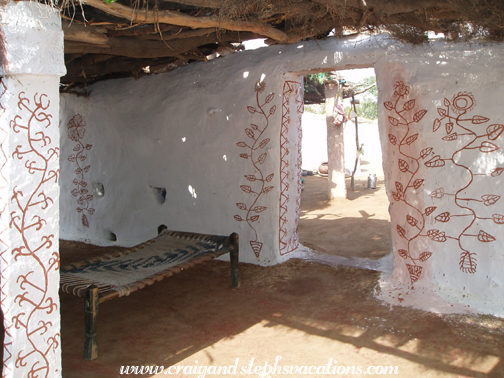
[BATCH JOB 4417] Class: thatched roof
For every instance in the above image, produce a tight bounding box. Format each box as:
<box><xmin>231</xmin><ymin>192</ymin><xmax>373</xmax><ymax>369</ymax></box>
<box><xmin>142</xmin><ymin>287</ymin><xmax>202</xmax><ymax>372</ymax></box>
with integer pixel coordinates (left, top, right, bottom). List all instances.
<box><xmin>58</xmin><ymin>0</ymin><xmax>504</xmax><ymax>92</ymax></box>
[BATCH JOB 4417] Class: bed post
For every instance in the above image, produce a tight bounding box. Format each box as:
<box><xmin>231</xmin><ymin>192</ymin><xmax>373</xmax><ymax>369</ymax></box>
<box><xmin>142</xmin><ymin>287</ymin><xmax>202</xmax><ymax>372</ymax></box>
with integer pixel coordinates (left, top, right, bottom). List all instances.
<box><xmin>230</xmin><ymin>233</ymin><xmax>240</xmax><ymax>288</ymax></box>
<box><xmin>84</xmin><ymin>285</ymin><xmax>99</xmax><ymax>360</ymax></box>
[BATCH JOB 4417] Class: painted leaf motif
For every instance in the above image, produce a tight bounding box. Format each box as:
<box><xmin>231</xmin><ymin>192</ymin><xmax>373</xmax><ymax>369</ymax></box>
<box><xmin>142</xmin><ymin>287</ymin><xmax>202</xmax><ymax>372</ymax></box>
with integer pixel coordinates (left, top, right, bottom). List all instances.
<box><xmin>73</xmin><ymin>144</ymin><xmax>82</xmax><ymax>152</ymax></box>
<box><xmin>420</xmin><ymin>147</ymin><xmax>433</xmax><ymax>159</ymax></box>
<box><xmin>433</xmin><ymin>118</ymin><xmax>441</xmax><ymax>132</ymax></box>
<box><xmin>427</xmin><ymin>229</ymin><xmax>447</xmax><ymax>242</ymax></box>
<box><xmin>482</xmin><ymin>194</ymin><xmax>500</xmax><ymax>206</ymax></box>
<box><xmin>68</xmin><ymin>154</ymin><xmax>76</xmax><ymax>162</ymax></box>
<box><xmin>76</xmin><ymin>207</ymin><xmax>82</xmax><ymax>213</ymax></box>
<box><xmin>265</xmin><ymin>174</ymin><xmax>274</xmax><ymax>182</ymax></box>
<box><xmin>425</xmin><ymin>206</ymin><xmax>437</xmax><ymax>216</ymax></box>
<box><xmin>74</xmin><ymin>168</ymin><xmax>82</xmax><ymax>174</ymax></box>
<box><xmin>88</xmin><ymin>208</ymin><xmax>95</xmax><ymax>215</ymax></box>
<box><xmin>239</xmin><ymin>153</ymin><xmax>249</xmax><ymax>159</ymax></box>
<box><xmin>83</xmin><ymin>165</ymin><xmax>91</xmax><ymax>172</ymax></box>
<box><xmin>395</xmin><ymin>181</ymin><xmax>403</xmax><ymax>193</ymax></box>
<box><xmin>265</xmin><ymin>93</ymin><xmax>274</xmax><ymax>104</ymax></box>
<box><xmin>405</xmin><ymin>134</ymin><xmax>418</xmax><ymax>145</ymax></box>
<box><xmin>269</xmin><ymin>105</ymin><xmax>276</xmax><ymax>116</ymax></box>
<box><xmin>250</xmin><ymin>124</ymin><xmax>259</xmax><ymax>130</ymax></box>
<box><xmin>413</xmin><ymin>109</ymin><xmax>427</xmax><ymax>123</ymax></box>
<box><xmin>442</xmin><ymin>133</ymin><xmax>458</xmax><ymax>141</ymax></box>
<box><xmin>397</xmin><ymin>225</ymin><xmax>406</xmax><ymax>238</ymax></box>
<box><xmin>384</xmin><ymin>101</ymin><xmax>394</xmax><ymax>111</ymax></box>
<box><xmin>398</xmin><ymin>249</ymin><xmax>409</xmax><ymax>259</ymax></box>
<box><xmin>77</xmin><ymin>197</ymin><xmax>84</xmax><ymax>205</ymax></box>
<box><xmin>247</xmin><ymin>106</ymin><xmax>257</xmax><ymax>114</ymax></box>
<box><xmin>236</xmin><ymin>141</ymin><xmax>247</xmax><ymax>147</ymax></box>
<box><xmin>234</xmin><ymin>215</ymin><xmax>243</xmax><ymax>221</ymax></box>
<box><xmin>437</xmin><ymin>108</ymin><xmax>447</xmax><ymax>117</ymax></box>
<box><xmin>492</xmin><ymin>214</ymin><xmax>504</xmax><ymax>224</ymax></box>
<box><xmin>407</xmin><ymin>215</ymin><xmax>418</xmax><ymax>227</ymax></box>
<box><xmin>81</xmin><ymin>189</ymin><xmax>88</xmax><ymax>194</ymax></box>
<box><xmin>250</xmin><ymin>215</ymin><xmax>260</xmax><ymax>222</ymax></box>
<box><xmin>491</xmin><ymin>168</ymin><xmax>504</xmax><ymax>177</ymax></box>
<box><xmin>388</xmin><ymin>134</ymin><xmax>397</xmax><ymax>145</ymax></box>
<box><xmin>240</xmin><ymin>185</ymin><xmax>252</xmax><ymax>193</ymax></box>
<box><xmin>236</xmin><ymin>203</ymin><xmax>247</xmax><ymax>210</ymax></box>
<box><xmin>444</xmin><ymin>98</ymin><xmax>451</xmax><ymax>107</ymax></box>
<box><xmin>71</xmin><ymin>189</ymin><xmax>78</xmax><ymax>197</ymax></box>
<box><xmin>399</xmin><ymin>159</ymin><xmax>409</xmax><ymax>172</ymax></box>
<box><xmin>245</xmin><ymin>175</ymin><xmax>256</xmax><ymax>181</ymax></box>
<box><xmin>459</xmin><ymin>252</ymin><xmax>477</xmax><ymax>274</ymax></box>
<box><xmin>472</xmin><ymin>115</ymin><xmax>490</xmax><ymax>124</ymax></box>
<box><xmin>253</xmin><ymin>206</ymin><xmax>267</xmax><ymax>213</ymax></box>
<box><xmin>73</xmin><ymin>179</ymin><xmax>79</xmax><ymax>185</ymax></box>
<box><xmin>246</xmin><ymin>128</ymin><xmax>255</xmax><ymax>139</ymax></box>
<box><xmin>403</xmin><ymin>99</ymin><xmax>415</xmax><ymax>111</ymax></box>
<box><xmin>445</xmin><ymin>122</ymin><xmax>454</xmax><ymax>134</ymax></box>
<box><xmin>82</xmin><ymin>214</ymin><xmax>89</xmax><ymax>228</ymax></box>
<box><xmin>435</xmin><ymin>212</ymin><xmax>450</xmax><ymax>222</ymax></box>
<box><xmin>388</xmin><ymin>116</ymin><xmax>399</xmax><ymax>126</ymax></box>
<box><xmin>263</xmin><ymin>186</ymin><xmax>274</xmax><ymax>194</ymax></box>
<box><xmin>430</xmin><ymin>188</ymin><xmax>444</xmax><ymax>199</ymax></box>
<box><xmin>425</xmin><ymin>155</ymin><xmax>445</xmax><ymax>167</ymax></box>
<box><xmin>80</xmin><ymin>181</ymin><xmax>87</xmax><ymax>187</ymax></box>
<box><xmin>86</xmin><ymin>144</ymin><xmax>92</xmax><ymax>150</ymax></box>
<box><xmin>86</xmin><ymin>195</ymin><xmax>94</xmax><ymax>201</ymax></box>
<box><xmin>258</xmin><ymin>153</ymin><xmax>267</xmax><ymax>164</ymax></box>
<box><xmin>478</xmin><ymin>230</ymin><xmax>495</xmax><ymax>242</ymax></box>
<box><xmin>79</xmin><ymin>155</ymin><xmax>87</xmax><ymax>161</ymax></box>
<box><xmin>413</xmin><ymin>179</ymin><xmax>424</xmax><ymax>189</ymax></box>
<box><xmin>407</xmin><ymin>264</ymin><xmax>423</xmax><ymax>284</ymax></box>
<box><xmin>259</xmin><ymin>138</ymin><xmax>270</xmax><ymax>148</ymax></box>
<box><xmin>480</xmin><ymin>141</ymin><xmax>499</xmax><ymax>153</ymax></box>
<box><xmin>392</xmin><ymin>191</ymin><xmax>402</xmax><ymax>201</ymax></box>
<box><xmin>419</xmin><ymin>252</ymin><xmax>433</xmax><ymax>262</ymax></box>
<box><xmin>487</xmin><ymin>124</ymin><xmax>504</xmax><ymax>140</ymax></box>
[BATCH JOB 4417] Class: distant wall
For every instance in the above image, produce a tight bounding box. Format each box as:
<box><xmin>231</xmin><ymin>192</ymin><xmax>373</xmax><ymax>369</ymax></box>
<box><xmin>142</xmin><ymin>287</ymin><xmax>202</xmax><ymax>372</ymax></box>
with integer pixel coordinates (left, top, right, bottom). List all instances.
<box><xmin>61</xmin><ymin>35</ymin><xmax>504</xmax><ymax>316</ymax></box>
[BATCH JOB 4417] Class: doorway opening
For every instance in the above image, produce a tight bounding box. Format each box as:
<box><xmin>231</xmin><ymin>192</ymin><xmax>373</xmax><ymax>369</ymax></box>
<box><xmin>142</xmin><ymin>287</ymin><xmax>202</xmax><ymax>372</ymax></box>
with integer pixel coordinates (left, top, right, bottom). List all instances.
<box><xmin>298</xmin><ymin>68</ymin><xmax>392</xmax><ymax>264</ymax></box>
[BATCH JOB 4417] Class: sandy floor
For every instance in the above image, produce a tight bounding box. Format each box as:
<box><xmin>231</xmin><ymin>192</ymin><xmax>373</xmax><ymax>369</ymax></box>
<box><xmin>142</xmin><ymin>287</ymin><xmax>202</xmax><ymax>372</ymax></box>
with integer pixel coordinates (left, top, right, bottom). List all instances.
<box><xmin>59</xmin><ymin>164</ymin><xmax>504</xmax><ymax>377</ymax></box>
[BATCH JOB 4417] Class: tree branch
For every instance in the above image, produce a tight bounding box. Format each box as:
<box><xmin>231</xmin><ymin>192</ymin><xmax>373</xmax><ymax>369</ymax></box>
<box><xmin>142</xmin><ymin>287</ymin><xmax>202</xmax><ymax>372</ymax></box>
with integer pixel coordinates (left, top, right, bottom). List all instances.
<box><xmin>83</xmin><ymin>0</ymin><xmax>289</xmax><ymax>42</ymax></box>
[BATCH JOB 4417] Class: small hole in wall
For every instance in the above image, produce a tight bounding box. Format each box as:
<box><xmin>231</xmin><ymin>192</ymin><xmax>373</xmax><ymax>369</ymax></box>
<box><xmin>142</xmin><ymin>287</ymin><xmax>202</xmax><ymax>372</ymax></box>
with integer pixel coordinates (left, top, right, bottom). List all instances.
<box><xmin>158</xmin><ymin>224</ymin><xmax>168</xmax><ymax>234</ymax></box>
<box><xmin>151</xmin><ymin>186</ymin><xmax>167</xmax><ymax>204</ymax></box>
<box><xmin>93</xmin><ymin>182</ymin><xmax>105</xmax><ymax>197</ymax></box>
<box><xmin>108</xmin><ymin>232</ymin><xmax>117</xmax><ymax>242</ymax></box>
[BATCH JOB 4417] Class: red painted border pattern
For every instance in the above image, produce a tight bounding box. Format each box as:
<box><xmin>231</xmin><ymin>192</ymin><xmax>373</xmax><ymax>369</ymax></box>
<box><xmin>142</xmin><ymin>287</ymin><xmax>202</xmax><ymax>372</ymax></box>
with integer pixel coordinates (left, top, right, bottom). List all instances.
<box><xmin>7</xmin><ymin>91</ymin><xmax>60</xmax><ymax>377</ymax></box>
<box><xmin>235</xmin><ymin>81</ymin><xmax>276</xmax><ymax>258</ymax></box>
<box><xmin>384</xmin><ymin>81</ymin><xmax>503</xmax><ymax>285</ymax></box>
<box><xmin>0</xmin><ymin>78</ymin><xmax>13</xmax><ymax>378</ymax></box>
<box><xmin>67</xmin><ymin>114</ymin><xmax>94</xmax><ymax>228</ymax></box>
<box><xmin>279</xmin><ymin>81</ymin><xmax>303</xmax><ymax>255</ymax></box>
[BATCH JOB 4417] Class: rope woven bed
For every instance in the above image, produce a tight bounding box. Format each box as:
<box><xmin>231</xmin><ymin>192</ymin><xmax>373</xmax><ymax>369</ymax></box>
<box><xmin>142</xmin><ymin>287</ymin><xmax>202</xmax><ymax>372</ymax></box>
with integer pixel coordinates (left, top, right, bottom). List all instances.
<box><xmin>60</xmin><ymin>229</ymin><xmax>240</xmax><ymax>360</ymax></box>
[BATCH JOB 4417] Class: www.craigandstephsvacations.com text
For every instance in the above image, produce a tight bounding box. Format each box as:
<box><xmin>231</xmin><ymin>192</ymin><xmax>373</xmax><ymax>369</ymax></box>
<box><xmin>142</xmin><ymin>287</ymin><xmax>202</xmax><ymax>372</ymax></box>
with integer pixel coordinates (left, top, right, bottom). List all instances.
<box><xmin>119</xmin><ymin>357</ymin><xmax>399</xmax><ymax>377</ymax></box>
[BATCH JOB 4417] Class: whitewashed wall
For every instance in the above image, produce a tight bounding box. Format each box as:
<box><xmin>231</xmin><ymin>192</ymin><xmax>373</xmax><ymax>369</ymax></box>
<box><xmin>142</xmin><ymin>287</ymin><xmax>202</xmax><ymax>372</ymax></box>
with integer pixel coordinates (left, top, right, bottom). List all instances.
<box><xmin>61</xmin><ymin>35</ymin><xmax>504</xmax><ymax>316</ymax></box>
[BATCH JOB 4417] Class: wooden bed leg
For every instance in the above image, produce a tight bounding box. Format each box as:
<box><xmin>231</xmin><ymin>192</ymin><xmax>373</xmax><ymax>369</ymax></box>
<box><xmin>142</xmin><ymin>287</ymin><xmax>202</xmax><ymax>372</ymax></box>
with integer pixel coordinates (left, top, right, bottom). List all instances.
<box><xmin>230</xmin><ymin>233</ymin><xmax>240</xmax><ymax>288</ymax></box>
<box><xmin>84</xmin><ymin>285</ymin><xmax>99</xmax><ymax>360</ymax></box>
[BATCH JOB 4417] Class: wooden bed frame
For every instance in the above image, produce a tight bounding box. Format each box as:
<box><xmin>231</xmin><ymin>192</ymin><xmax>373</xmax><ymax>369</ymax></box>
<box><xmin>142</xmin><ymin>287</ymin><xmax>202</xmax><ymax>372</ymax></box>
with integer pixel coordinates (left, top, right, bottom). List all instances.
<box><xmin>60</xmin><ymin>230</ymin><xmax>240</xmax><ymax>360</ymax></box>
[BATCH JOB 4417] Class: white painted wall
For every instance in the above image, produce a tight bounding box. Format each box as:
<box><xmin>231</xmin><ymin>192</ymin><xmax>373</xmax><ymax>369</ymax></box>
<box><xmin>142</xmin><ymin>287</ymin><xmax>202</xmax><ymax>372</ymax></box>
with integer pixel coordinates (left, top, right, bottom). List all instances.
<box><xmin>60</xmin><ymin>34</ymin><xmax>504</xmax><ymax>316</ymax></box>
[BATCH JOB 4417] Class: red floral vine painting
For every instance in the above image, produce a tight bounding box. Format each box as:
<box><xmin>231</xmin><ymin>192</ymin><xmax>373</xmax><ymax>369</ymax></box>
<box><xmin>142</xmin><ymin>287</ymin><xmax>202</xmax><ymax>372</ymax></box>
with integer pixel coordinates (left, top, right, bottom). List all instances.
<box><xmin>235</xmin><ymin>81</ymin><xmax>276</xmax><ymax>258</ymax></box>
<box><xmin>67</xmin><ymin>114</ymin><xmax>94</xmax><ymax>228</ymax></box>
<box><xmin>385</xmin><ymin>81</ymin><xmax>503</xmax><ymax>285</ymax></box>
<box><xmin>7</xmin><ymin>91</ymin><xmax>60</xmax><ymax>377</ymax></box>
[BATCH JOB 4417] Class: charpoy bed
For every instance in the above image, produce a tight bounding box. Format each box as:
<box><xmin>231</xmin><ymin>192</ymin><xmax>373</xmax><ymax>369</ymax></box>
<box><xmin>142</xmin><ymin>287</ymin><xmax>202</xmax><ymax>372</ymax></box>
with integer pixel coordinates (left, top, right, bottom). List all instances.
<box><xmin>60</xmin><ymin>229</ymin><xmax>240</xmax><ymax>360</ymax></box>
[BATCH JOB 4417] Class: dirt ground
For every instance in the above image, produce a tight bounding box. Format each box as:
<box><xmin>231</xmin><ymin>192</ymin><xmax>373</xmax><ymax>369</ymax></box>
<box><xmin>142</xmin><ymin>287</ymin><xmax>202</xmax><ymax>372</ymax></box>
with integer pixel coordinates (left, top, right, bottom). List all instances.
<box><xmin>59</xmin><ymin>167</ymin><xmax>504</xmax><ymax>378</ymax></box>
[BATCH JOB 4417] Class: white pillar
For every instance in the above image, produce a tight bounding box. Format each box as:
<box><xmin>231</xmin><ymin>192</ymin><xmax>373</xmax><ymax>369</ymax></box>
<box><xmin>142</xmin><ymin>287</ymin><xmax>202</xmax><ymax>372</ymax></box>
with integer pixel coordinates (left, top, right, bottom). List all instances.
<box><xmin>325</xmin><ymin>82</ymin><xmax>346</xmax><ymax>199</ymax></box>
<box><xmin>0</xmin><ymin>2</ymin><xmax>65</xmax><ymax>377</ymax></box>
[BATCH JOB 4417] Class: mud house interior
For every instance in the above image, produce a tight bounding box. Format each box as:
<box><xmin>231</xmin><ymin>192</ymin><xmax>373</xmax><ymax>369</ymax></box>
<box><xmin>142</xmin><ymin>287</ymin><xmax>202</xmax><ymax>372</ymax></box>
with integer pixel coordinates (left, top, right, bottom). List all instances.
<box><xmin>2</xmin><ymin>0</ymin><xmax>504</xmax><ymax>376</ymax></box>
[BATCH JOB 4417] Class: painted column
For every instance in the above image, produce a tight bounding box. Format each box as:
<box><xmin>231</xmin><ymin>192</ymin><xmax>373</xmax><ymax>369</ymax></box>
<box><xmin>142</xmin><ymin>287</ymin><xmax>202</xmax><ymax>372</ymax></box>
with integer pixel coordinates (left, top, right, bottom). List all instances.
<box><xmin>0</xmin><ymin>2</ymin><xmax>65</xmax><ymax>377</ymax></box>
<box><xmin>325</xmin><ymin>82</ymin><xmax>346</xmax><ymax>199</ymax></box>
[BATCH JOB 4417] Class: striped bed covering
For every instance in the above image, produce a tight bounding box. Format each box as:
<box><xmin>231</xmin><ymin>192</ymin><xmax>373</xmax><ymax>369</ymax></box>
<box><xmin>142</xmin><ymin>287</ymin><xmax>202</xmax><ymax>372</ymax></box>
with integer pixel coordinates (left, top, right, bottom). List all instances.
<box><xmin>60</xmin><ymin>229</ymin><xmax>235</xmax><ymax>302</ymax></box>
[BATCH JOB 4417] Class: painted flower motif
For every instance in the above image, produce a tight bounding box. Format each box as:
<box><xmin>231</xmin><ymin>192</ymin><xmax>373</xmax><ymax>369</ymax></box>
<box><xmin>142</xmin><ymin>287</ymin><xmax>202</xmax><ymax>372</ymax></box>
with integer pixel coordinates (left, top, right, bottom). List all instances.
<box><xmin>255</xmin><ymin>80</ymin><xmax>266</xmax><ymax>93</ymax></box>
<box><xmin>451</xmin><ymin>92</ymin><xmax>476</xmax><ymax>114</ymax></box>
<box><xmin>394</xmin><ymin>81</ymin><xmax>410</xmax><ymax>98</ymax></box>
<box><xmin>67</xmin><ymin>114</ymin><xmax>86</xmax><ymax>141</ymax></box>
